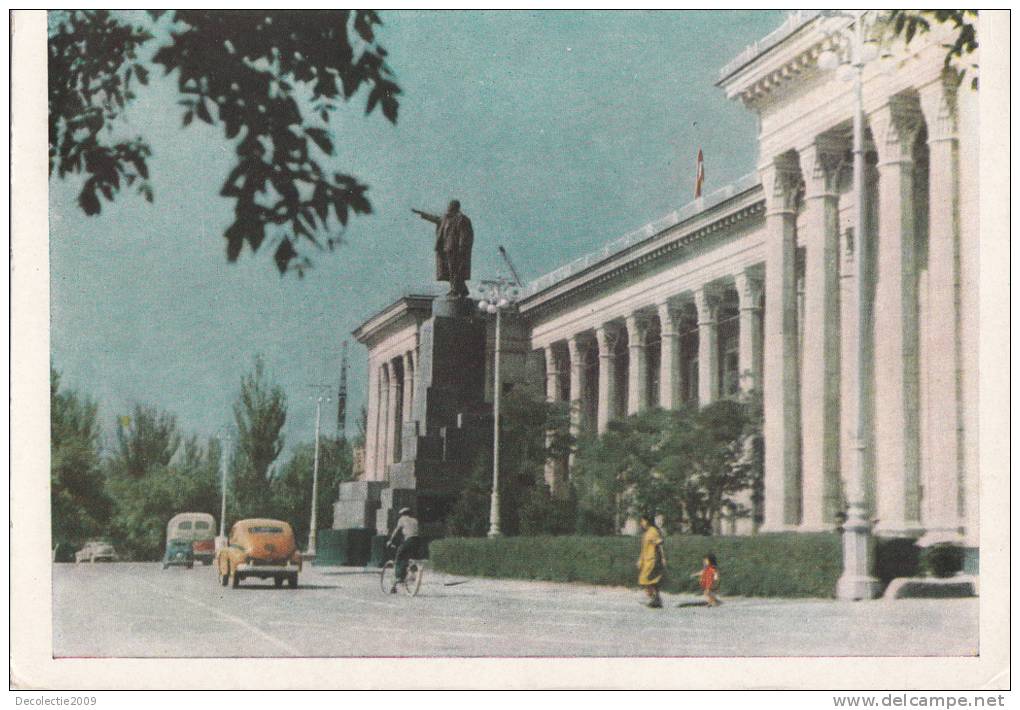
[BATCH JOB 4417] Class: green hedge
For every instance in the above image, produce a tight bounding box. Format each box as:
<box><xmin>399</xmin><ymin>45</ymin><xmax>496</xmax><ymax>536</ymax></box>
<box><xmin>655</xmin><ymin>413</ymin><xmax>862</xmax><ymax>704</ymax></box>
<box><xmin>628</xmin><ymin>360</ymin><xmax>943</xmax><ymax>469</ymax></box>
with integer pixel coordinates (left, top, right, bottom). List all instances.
<box><xmin>430</xmin><ymin>533</ymin><xmax>846</xmax><ymax>598</ymax></box>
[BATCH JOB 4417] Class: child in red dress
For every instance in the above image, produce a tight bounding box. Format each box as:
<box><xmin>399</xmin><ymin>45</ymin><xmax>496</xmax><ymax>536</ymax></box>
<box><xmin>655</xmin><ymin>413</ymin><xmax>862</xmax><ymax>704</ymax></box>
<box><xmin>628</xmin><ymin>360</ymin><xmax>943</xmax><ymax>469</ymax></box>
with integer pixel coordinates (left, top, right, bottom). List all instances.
<box><xmin>692</xmin><ymin>554</ymin><xmax>721</xmax><ymax>607</ymax></box>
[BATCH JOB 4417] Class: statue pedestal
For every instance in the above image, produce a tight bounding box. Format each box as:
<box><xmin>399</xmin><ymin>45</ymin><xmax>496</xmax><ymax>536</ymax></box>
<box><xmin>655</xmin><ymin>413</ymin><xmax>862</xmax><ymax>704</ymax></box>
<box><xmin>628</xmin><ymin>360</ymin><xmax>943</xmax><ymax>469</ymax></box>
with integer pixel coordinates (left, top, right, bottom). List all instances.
<box><xmin>337</xmin><ymin>296</ymin><xmax>492</xmax><ymax>539</ymax></box>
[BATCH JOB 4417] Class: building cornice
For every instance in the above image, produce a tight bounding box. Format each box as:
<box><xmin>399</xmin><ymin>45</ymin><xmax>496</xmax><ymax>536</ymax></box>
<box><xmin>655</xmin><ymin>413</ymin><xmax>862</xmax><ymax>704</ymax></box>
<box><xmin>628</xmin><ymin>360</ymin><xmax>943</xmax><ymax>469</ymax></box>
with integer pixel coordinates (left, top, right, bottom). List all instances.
<box><xmin>352</xmin><ymin>295</ymin><xmax>435</xmax><ymax>347</ymax></box>
<box><xmin>717</xmin><ymin>11</ymin><xmax>841</xmax><ymax>110</ymax></box>
<box><xmin>518</xmin><ymin>180</ymin><xmax>765</xmax><ymax>318</ymax></box>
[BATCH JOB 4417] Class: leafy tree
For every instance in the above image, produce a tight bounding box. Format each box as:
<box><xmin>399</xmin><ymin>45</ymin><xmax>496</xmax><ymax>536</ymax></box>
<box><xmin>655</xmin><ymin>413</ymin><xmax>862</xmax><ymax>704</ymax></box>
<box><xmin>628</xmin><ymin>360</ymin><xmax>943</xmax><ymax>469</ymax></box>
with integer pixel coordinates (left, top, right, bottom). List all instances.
<box><xmin>270</xmin><ymin>437</ymin><xmax>353</xmax><ymax>544</ymax></box>
<box><xmin>50</xmin><ymin>369</ymin><xmax>112</xmax><ymax>548</ymax></box>
<box><xmin>447</xmin><ymin>391</ymin><xmax>573</xmax><ymax>537</ymax></box>
<box><xmin>571</xmin><ymin>400</ymin><xmax>761</xmax><ymax>535</ymax></box>
<box><xmin>230</xmin><ymin>356</ymin><xmax>287</xmax><ymax>518</ymax></box>
<box><xmin>114</xmin><ymin>403</ymin><xmax>181</xmax><ymax>478</ymax></box>
<box><xmin>106</xmin><ymin>453</ymin><xmax>220</xmax><ymax>560</ymax></box>
<box><xmin>103</xmin><ymin>404</ymin><xmax>221</xmax><ymax>559</ymax></box>
<box><xmin>886</xmin><ymin>10</ymin><xmax>979</xmax><ymax>88</ymax></box>
<box><xmin>48</xmin><ymin>10</ymin><xmax>401</xmax><ymax>274</ymax></box>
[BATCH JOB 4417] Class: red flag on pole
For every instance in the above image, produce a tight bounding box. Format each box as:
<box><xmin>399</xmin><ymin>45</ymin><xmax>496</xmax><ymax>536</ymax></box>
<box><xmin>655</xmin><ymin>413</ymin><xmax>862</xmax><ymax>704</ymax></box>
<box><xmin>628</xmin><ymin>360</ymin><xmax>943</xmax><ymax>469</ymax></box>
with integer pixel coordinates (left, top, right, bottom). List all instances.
<box><xmin>695</xmin><ymin>148</ymin><xmax>705</xmax><ymax>199</ymax></box>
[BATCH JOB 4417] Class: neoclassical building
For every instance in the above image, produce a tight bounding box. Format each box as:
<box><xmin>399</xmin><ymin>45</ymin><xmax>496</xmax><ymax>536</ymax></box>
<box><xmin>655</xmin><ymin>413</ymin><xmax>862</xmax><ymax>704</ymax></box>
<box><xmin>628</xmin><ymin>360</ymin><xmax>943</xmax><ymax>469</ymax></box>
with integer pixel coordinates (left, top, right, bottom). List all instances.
<box><xmin>347</xmin><ymin>11</ymin><xmax>979</xmax><ymax>553</ymax></box>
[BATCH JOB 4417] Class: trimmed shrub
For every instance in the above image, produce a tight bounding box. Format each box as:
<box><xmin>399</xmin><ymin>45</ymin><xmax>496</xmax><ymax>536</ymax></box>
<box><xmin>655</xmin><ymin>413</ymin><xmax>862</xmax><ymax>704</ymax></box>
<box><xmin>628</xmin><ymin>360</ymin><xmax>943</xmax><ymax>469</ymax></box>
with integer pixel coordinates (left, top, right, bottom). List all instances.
<box><xmin>874</xmin><ymin>537</ymin><xmax>922</xmax><ymax>586</ymax></box>
<box><xmin>431</xmin><ymin>532</ymin><xmax>844</xmax><ymax>598</ymax></box>
<box><xmin>921</xmin><ymin>543</ymin><xmax>965</xmax><ymax>578</ymax></box>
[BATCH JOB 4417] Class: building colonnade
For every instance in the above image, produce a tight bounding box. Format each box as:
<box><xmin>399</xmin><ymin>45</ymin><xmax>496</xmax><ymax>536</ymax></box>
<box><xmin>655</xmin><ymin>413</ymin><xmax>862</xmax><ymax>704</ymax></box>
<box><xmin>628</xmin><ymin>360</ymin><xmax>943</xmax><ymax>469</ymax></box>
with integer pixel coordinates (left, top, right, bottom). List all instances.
<box><xmin>756</xmin><ymin>73</ymin><xmax>966</xmax><ymax>539</ymax></box>
<box><xmin>363</xmin><ymin>348</ymin><xmax>417</xmax><ymax>480</ymax></box>
<box><xmin>534</xmin><ymin>73</ymin><xmax>968</xmax><ymax>542</ymax></box>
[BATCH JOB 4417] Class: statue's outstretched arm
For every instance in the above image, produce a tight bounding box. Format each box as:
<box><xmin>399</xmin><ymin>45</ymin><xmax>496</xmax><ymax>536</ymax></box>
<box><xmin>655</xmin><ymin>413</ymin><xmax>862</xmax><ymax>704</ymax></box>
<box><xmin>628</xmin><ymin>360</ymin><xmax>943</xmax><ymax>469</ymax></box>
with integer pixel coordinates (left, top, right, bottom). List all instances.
<box><xmin>412</xmin><ymin>208</ymin><xmax>441</xmax><ymax>225</ymax></box>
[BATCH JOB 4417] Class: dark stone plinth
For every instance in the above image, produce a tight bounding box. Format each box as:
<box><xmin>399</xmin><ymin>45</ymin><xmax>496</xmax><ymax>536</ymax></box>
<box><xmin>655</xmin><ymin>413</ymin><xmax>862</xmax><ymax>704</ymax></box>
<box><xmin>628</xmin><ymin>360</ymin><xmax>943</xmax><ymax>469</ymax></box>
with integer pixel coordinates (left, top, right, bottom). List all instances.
<box><xmin>412</xmin><ymin>309</ymin><xmax>487</xmax><ymax>433</ymax></box>
<box><xmin>372</xmin><ymin>303</ymin><xmax>491</xmax><ymax>536</ymax></box>
<box><xmin>335</xmin><ymin>298</ymin><xmax>493</xmax><ymax>538</ymax></box>
<box><xmin>430</xmin><ymin>295</ymin><xmax>475</xmax><ymax>319</ymax></box>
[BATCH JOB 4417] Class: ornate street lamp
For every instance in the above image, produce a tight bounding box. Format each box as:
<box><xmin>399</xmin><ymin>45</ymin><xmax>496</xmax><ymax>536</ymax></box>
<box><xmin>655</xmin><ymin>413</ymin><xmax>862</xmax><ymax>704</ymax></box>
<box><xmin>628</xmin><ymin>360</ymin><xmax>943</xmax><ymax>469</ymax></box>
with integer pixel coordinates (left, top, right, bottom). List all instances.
<box><xmin>816</xmin><ymin>10</ymin><xmax>892</xmax><ymax>600</ymax></box>
<box><xmin>478</xmin><ymin>276</ymin><xmax>521</xmax><ymax>538</ymax></box>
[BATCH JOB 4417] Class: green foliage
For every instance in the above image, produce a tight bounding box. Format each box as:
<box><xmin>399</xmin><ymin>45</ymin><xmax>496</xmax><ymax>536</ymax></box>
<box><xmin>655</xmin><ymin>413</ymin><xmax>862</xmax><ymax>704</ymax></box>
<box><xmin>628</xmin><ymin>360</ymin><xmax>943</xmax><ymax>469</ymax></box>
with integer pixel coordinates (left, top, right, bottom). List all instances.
<box><xmin>106</xmin><ymin>456</ymin><xmax>220</xmax><ymax>560</ymax></box>
<box><xmin>445</xmin><ymin>452</ymin><xmax>498</xmax><ymax>537</ymax></box>
<box><xmin>230</xmin><ymin>356</ymin><xmax>287</xmax><ymax>519</ymax></box>
<box><xmin>921</xmin><ymin>542</ymin><xmax>965</xmax><ymax>579</ymax></box>
<box><xmin>48</xmin><ymin>10</ymin><xmax>401</xmax><ymax>274</ymax></box>
<box><xmin>50</xmin><ymin>369</ymin><xmax>112</xmax><ymax>547</ymax></box>
<box><xmin>518</xmin><ymin>485</ymin><xmax>578</xmax><ymax>536</ymax></box>
<box><xmin>104</xmin><ymin>424</ymin><xmax>221</xmax><ymax>560</ymax></box>
<box><xmin>114</xmin><ymin>403</ymin><xmax>181</xmax><ymax>478</ymax></box>
<box><xmin>445</xmin><ymin>391</ymin><xmax>574</xmax><ymax>537</ymax></box>
<box><xmin>431</xmin><ymin>533</ymin><xmax>844</xmax><ymax>598</ymax></box>
<box><xmin>887</xmin><ymin>10</ymin><xmax>979</xmax><ymax>88</ymax></box>
<box><xmin>269</xmin><ymin>437</ymin><xmax>353</xmax><ymax>544</ymax></box>
<box><xmin>47</xmin><ymin>11</ymin><xmax>155</xmax><ymax>214</ymax></box>
<box><xmin>571</xmin><ymin>399</ymin><xmax>761</xmax><ymax>535</ymax></box>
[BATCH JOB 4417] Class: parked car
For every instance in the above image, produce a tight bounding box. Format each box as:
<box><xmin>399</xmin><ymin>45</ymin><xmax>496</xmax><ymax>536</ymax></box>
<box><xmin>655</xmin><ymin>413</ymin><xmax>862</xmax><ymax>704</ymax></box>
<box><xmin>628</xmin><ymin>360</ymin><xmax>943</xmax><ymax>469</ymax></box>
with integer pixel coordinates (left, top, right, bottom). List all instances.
<box><xmin>216</xmin><ymin>518</ymin><xmax>301</xmax><ymax>589</ymax></box>
<box><xmin>162</xmin><ymin>538</ymin><xmax>195</xmax><ymax>569</ymax></box>
<box><xmin>166</xmin><ymin>512</ymin><xmax>216</xmax><ymax>565</ymax></box>
<box><xmin>75</xmin><ymin>540</ymin><xmax>118</xmax><ymax>564</ymax></box>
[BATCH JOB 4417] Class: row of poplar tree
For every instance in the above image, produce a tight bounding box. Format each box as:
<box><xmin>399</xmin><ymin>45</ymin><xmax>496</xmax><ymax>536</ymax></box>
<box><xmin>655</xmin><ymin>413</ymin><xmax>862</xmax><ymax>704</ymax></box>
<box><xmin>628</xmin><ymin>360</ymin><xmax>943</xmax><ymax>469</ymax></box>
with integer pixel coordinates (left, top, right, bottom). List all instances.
<box><xmin>50</xmin><ymin>358</ymin><xmax>354</xmax><ymax>560</ymax></box>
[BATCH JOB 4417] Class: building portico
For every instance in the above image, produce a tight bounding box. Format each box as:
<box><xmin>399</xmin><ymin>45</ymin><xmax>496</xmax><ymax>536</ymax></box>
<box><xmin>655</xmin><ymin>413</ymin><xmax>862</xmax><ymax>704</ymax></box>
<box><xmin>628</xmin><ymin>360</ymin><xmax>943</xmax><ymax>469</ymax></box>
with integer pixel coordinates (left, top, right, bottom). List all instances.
<box><xmin>350</xmin><ymin>11</ymin><xmax>979</xmax><ymax>554</ymax></box>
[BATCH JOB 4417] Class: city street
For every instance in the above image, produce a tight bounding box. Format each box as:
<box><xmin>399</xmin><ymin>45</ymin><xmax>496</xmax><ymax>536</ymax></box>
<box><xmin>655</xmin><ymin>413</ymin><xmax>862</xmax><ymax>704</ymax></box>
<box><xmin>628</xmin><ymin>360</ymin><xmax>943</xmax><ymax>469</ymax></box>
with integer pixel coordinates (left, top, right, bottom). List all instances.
<box><xmin>53</xmin><ymin>563</ymin><xmax>978</xmax><ymax>658</ymax></box>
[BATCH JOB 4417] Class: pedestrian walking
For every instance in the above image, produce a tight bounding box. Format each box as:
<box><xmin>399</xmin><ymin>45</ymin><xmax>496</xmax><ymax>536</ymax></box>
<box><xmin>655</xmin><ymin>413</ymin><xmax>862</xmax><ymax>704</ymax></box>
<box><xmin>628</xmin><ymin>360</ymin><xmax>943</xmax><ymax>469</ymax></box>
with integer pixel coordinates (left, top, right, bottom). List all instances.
<box><xmin>636</xmin><ymin>513</ymin><xmax>666</xmax><ymax>608</ymax></box>
<box><xmin>692</xmin><ymin>553</ymin><xmax>721</xmax><ymax>607</ymax></box>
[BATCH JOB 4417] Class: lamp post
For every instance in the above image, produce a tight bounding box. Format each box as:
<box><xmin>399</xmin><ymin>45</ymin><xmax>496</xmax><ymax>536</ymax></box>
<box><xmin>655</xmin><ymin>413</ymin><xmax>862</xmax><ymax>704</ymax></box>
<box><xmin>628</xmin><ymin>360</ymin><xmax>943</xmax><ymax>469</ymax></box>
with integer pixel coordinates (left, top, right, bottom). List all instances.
<box><xmin>307</xmin><ymin>393</ymin><xmax>330</xmax><ymax>558</ymax></box>
<box><xmin>816</xmin><ymin>10</ymin><xmax>889</xmax><ymax>600</ymax></box>
<box><xmin>215</xmin><ymin>432</ymin><xmax>231</xmax><ymax>552</ymax></box>
<box><xmin>478</xmin><ymin>276</ymin><xmax>520</xmax><ymax>538</ymax></box>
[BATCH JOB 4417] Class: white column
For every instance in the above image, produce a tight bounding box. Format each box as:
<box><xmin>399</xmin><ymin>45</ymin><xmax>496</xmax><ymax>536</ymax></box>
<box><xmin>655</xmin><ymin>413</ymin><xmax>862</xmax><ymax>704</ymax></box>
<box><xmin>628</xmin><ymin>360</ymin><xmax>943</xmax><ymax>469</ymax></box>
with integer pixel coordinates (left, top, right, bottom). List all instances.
<box><xmin>595</xmin><ymin>325</ymin><xmax>617</xmax><ymax>433</ymax></box>
<box><xmin>870</xmin><ymin>96</ymin><xmax>923</xmax><ymax>538</ymax></box>
<box><xmin>760</xmin><ymin>154</ymin><xmax>802</xmax><ymax>531</ymax></box>
<box><xmin>401</xmin><ymin>351</ymin><xmax>415</xmax><ymax>424</ymax></box>
<box><xmin>734</xmin><ymin>271</ymin><xmax>763</xmax><ymax>395</ymax></box>
<box><xmin>408</xmin><ymin>349</ymin><xmax>418</xmax><ymax>417</ymax></box>
<box><xmin>657</xmin><ymin>303</ymin><xmax>681</xmax><ymax>410</ymax></box>
<box><xmin>694</xmin><ymin>286</ymin><xmax>720</xmax><ymax>406</ymax></box>
<box><xmin>543</xmin><ymin>344</ymin><xmax>565</xmax><ymax>493</ymax></box>
<box><xmin>956</xmin><ymin>77</ymin><xmax>979</xmax><ymax>552</ymax></box>
<box><xmin>376</xmin><ymin>363</ymin><xmax>391</xmax><ymax>476</ymax></box>
<box><xmin>363</xmin><ymin>362</ymin><xmax>380</xmax><ymax>480</ymax></box>
<box><xmin>625</xmin><ymin>314</ymin><xmax>647</xmax><ymax>415</ymax></box>
<box><xmin>799</xmin><ymin>138</ymin><xmax>845</xmax><ymax>531</ymax></box>
<box><xmin>567</xmin><ymin>335</ymin><xmax>585</xmax><ymax>453</ymax></box>
<box><xmin>918</xmin><ymin>75</ymin><xmax>964</xmax><ymax>545</ymax></box>
<box><xmin>733</xmin><ymin>271</ymin><xmax>763</xmax><ymax>535</ymax></box>
<box><xmin>384</xmin><ymin>360</ymin><xmax>400</xmax><ymax>472</ymax></box>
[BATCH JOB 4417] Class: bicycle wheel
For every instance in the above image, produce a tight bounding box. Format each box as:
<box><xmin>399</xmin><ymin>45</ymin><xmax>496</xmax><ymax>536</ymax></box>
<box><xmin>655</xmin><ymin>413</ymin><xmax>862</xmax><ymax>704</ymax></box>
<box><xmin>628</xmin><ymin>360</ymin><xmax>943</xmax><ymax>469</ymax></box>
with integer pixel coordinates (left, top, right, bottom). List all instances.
<box><xmin>380</xmin><ymin>561</ymin><xmax>397</xmax><ymax>595</ymax></box>
<box><xmin>405</xmin><ymin>562</ymin><xmax>423</xmax><ymax>597</ymax></box>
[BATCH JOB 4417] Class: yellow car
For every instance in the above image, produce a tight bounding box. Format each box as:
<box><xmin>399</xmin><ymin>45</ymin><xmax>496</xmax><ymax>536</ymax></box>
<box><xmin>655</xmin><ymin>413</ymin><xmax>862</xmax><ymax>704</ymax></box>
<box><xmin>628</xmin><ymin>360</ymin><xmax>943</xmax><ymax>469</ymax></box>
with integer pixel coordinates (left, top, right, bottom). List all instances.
<box><xmin>216</xmin><ymin>518</ymin><xmax>302</xmax><ymax>589</ymax></box>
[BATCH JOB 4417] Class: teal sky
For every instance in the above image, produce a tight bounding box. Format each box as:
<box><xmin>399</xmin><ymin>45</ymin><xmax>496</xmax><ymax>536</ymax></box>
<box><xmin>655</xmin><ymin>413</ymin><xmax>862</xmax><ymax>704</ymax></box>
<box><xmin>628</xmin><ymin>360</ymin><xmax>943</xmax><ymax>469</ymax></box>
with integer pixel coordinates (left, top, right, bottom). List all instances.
<box><xmin>50</xmin><ymin>10</ymin><xmax>783</xmax><ymax>454</ymax></box>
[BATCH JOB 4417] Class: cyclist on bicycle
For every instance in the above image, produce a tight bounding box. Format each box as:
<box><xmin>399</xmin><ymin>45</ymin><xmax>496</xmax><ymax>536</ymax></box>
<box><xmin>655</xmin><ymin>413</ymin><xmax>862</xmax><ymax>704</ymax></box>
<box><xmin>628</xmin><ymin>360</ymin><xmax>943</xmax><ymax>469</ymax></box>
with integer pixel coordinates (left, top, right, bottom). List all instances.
<box><xmin>386</xmin><ymin>507</ymin><xmax>421</xmax><ymax>594</ymax></box>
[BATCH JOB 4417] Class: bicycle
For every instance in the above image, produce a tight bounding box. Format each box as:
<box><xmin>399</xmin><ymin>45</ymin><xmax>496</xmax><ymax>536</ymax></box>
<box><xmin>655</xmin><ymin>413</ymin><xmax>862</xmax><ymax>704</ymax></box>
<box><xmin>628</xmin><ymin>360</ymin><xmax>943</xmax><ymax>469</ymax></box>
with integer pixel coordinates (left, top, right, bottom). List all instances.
<box><xmin>379</xmin><ymin>557</ymin><xmax>425</xmax><ymax>597</ymax></box>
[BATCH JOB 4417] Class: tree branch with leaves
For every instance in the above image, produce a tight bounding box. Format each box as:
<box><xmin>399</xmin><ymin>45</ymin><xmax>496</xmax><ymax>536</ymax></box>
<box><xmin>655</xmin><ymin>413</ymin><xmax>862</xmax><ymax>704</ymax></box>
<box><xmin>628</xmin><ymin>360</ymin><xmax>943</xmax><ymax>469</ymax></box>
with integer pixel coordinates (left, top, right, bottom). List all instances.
<box><xmin>48</xmin><ymin>10</ymin><xmax>401</xmax><ymax>274</ymax></box>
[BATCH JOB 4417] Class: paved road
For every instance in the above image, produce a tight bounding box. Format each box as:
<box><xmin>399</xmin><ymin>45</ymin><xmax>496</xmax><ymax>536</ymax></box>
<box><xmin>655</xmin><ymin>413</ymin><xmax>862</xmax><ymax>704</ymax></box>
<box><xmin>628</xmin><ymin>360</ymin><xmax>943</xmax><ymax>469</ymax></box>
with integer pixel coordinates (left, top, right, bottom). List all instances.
<box><xmin>52</xmin><ymin>563</ymin><xmax>978</xmax><ymax>657</ymax></box>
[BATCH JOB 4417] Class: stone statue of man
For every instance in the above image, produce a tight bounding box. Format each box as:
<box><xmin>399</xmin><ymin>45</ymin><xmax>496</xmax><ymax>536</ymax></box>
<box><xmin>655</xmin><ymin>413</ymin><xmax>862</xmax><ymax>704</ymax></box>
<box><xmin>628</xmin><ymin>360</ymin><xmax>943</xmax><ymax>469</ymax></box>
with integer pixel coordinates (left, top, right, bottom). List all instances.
<box><xmin>412</xmin><ymin>200</ymin><xmax>474</xmax><ymax>298</ymax></box>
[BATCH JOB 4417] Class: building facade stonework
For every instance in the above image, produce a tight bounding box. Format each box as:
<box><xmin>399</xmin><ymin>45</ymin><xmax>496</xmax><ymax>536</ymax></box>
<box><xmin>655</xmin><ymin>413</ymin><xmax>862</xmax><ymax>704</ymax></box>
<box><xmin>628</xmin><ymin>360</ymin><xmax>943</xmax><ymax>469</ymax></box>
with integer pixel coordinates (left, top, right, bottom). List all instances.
<box><xmin>347</xmin><ymin>13</ymin><xmax>979</xmax><ymax>552</ymax></box>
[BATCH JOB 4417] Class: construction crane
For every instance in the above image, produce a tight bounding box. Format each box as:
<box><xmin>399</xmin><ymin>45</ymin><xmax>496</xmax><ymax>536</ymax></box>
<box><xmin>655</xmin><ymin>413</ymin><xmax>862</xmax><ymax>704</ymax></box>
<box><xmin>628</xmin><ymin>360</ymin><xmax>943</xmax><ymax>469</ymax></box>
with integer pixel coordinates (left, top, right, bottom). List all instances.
<box><xmin>497</xmin><ymin>245</ymin><xmax>524</xmax><ymax>287</ymax></box>
<box><xmin>336</xmin><ymin>340</ymin><xmax>349</xmax><ymax>440</ymax></box>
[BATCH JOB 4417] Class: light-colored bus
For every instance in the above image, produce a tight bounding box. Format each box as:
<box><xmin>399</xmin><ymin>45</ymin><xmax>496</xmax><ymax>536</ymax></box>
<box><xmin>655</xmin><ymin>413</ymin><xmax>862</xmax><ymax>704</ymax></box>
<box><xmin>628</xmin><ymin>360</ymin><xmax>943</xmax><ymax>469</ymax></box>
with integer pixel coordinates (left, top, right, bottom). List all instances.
<box><xmin>166</xmin><ymin>512</ymin><xmax>216</xmax><ymax>565</ymax></box>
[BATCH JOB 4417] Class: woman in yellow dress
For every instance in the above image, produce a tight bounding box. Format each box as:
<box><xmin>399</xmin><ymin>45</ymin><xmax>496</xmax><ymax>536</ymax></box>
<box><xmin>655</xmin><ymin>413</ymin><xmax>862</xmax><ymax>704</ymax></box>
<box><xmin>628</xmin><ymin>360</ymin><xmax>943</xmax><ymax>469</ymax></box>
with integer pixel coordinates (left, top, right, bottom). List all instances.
<box><xmin>636</xmin><ymin>513</ymin><xmax>666</xmax><ymax>608</ymax></box>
